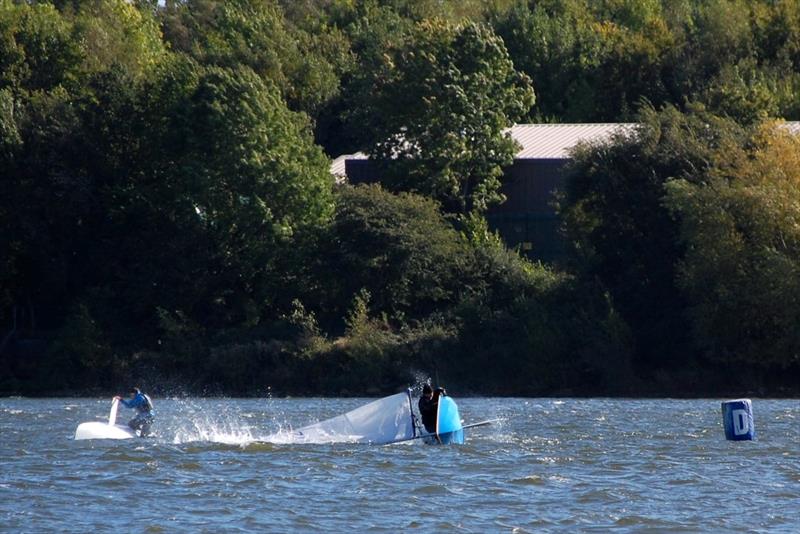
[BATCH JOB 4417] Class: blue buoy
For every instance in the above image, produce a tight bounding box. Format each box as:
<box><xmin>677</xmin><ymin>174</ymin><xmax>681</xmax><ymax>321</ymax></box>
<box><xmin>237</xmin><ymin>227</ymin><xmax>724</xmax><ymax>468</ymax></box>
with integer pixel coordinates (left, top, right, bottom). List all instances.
<box><xmin>721</xmin><ymin>399</ymin><xmax>755</xmax><ymax>441</ymax></box>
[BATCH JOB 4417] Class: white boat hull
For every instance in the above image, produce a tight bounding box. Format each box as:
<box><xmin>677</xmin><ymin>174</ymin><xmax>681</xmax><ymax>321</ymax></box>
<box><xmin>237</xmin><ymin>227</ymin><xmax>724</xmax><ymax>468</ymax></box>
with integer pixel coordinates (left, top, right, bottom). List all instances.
<box><xmin>75</xmin><ymin>421</ymin><xmax>136</xmax><ymax>440</ymax></box>
<box><xmin>74</xmin><ymin>398</ymin><xmax>137</xmax><ymax>440</ymax></box>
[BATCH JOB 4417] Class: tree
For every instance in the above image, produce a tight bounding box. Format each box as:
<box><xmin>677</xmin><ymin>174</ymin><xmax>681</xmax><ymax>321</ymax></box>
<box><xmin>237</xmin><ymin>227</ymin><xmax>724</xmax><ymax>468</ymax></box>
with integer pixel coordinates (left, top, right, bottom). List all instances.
<box><xmin>0</xmin><ymin>2</ymin><xmax>81</xmax><ymax>92</ymax></box>
<box><xmin>301</xmin><ymin>183</ymin><xmax>473</xmax><ymax>324</ymax></box>
<box><xmin>491</xmin><ymin>0</ymin><xmax>675</xmax><ymax>122</ymax></box>
<box><xmin>351</xmin><ymin>19</ymin><xmax>534</xmax><ymax>215</ymax></box>
<box><xmin>84</xmin><ymin>59</ymin><xmax>335</xmax><ymax>329</ymax></box>
<box><xmin>72</xmin><ymin>0</ymin><xmax>166</xmax><ymax>80</ymax></box>
<box><xmin>160</xmin><ymin>0</ymin><xmax>348</xmax><ymax>116</ymax></box>
<box><xmin>491</xmin><ymin>0</ymin><xmax>800</xmax><ymax>124</ymax></box>
<box><xmin>664</xmin><ymin>122</ymin><xmax>800</xmax><ymax>368</ymax></box>
<box><xmin>490</xmin><ymin>0</ymin><xmax>608</xmax><ymax>121</ymax></box>
<box><xmin>561</xmin><ymin>104</ymin><xmax>748</xmax><ymax>369</ymax></box>
<box><xmin>0</xmin><ymin>1</ymin><xmax>167</xmax><ymax>332</ymax></box>
<box><xmin>0</xmin><ymin>88</ymin><xmax>21</xmax><ymax>313</ymax></box>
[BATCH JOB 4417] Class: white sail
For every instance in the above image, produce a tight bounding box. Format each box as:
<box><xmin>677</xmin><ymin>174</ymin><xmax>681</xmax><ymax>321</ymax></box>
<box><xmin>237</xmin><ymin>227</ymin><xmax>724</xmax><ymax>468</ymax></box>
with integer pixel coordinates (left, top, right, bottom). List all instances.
<box><xmin>291</xmin><ymin>391</ymin><xmax>416</xmax><ymax>444</ymax></box>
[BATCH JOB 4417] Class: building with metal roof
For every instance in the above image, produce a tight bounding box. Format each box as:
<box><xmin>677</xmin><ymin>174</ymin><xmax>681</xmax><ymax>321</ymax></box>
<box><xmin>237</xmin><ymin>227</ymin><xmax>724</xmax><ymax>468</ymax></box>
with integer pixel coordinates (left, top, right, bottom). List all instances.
<box><xmin>331</xmin><ymin>123</ymin><xmax>635</xmax><ymax>170</ymax></box>
<box><xmin>332</xmin><ymin>121</ymin><xmax>800</xmax><ymax>263</ymax></box>
<box><xmin>507</xmin><ymin>123</ymin><xmax>636</xmax><ymax>159</ymax></box>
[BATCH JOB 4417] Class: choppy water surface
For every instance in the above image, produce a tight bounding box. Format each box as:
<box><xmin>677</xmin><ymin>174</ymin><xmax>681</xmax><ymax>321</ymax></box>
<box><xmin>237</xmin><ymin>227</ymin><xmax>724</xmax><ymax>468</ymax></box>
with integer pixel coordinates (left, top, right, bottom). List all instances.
<box><xmin>1</xmin><ymin>397</ymin><xmax>797</xmax><ymax>532</ymax></box>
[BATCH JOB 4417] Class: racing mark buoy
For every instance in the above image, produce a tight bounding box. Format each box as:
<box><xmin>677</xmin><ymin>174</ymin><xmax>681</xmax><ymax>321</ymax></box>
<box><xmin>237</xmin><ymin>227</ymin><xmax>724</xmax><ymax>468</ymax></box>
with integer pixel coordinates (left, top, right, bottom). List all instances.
<box><xmin>721</xmin><ymin>399</ymin><xmax>755</xmax><ymax>441</ymax></box>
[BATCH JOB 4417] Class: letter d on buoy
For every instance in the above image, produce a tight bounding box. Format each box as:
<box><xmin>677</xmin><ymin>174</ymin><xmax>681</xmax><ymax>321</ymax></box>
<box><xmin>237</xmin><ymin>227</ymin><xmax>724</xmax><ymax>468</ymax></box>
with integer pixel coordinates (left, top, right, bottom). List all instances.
<box><xmin>721</xmin><ymin>399</ymin><xmax>755</xmax><ymax>441</ymax></box>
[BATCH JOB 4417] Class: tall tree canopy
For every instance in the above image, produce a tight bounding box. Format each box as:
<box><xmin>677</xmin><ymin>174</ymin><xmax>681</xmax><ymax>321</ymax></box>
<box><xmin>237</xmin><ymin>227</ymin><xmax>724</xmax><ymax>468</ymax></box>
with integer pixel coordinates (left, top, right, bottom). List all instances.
<box><xmin>664</xmin><ymin>122</ymin><xmax>800</xmax><ymax>368</ymax></box>
<box><xmin>0</xmin><ymin>1</ymin><xmax>334</xmax><ymax>337</ymax></box>
<box><xmin>350</xmin><ymin>19</ymin><xmax>534</xmax><ymax>215</ymax></box>
<box><xmin>561</xmin><ymin>105</ymin><xmax>748</xmax><ymax>368</ymax></box>
<box><xmin>83</xmin><ymin>60</ymin><xmax>334</xmax><ymax>328</ymax></box>
<box><xmin>160</xmin><ymin>0</ymin><xmax>350</xmax><ymax>116</ymax></box>
<box><xmin>490</xmin><ymin>0</ymin><xmax>800</xmax><ymax>123</ymax></box>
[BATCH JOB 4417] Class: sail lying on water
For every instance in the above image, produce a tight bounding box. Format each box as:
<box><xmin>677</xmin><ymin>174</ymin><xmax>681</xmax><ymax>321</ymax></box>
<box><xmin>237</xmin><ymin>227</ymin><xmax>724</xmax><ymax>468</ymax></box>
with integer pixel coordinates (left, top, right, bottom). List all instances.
<box><xmin>290</xmin><ymin>391</ymin><xmax>416</xmax><ymax>444</ymax></box>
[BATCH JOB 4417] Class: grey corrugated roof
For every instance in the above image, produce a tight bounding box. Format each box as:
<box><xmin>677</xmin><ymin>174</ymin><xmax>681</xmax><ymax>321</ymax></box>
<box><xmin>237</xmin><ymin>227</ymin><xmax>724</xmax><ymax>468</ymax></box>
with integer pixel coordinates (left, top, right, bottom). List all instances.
<box><xmin>327</xmin><ymin>123</ymin><xmax>636</xmax><ymax>175</ymax></box>
<box><xmin>508</xmin><ymin>123</ymin><xmax>636</xmax><ymax>159</ymax></box>
<box><xmin>507</xmin><ymin>121</ymin><xmax>800</xmax><ymax>158</ymax></box>
<box><xmin>330</xmin><ymin>121</ymin><xmax>800</xmax><ymax>174</ymax></box>
<box><xmin>330</xmin><ymin>154</ymin><xmax>352</xmax><ymax>177</ymax></box>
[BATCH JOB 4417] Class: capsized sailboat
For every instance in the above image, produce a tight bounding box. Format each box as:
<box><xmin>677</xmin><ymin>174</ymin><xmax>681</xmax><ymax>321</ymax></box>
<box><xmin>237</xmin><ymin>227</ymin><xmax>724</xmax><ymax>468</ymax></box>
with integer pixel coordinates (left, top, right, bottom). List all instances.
<box><xmin>74</xmin><ymin>398</ymin><xmax>136</xmax><ymax>440</ymax></box>
<box><xmin>289</xmin><ymin>389</ymin><xmax>496</xmax><ymax>445</ymax></box>
<box><xmin>290</xmin><ymin>390</ymin><xmax>417</xmax><ymax>444</ymax></box>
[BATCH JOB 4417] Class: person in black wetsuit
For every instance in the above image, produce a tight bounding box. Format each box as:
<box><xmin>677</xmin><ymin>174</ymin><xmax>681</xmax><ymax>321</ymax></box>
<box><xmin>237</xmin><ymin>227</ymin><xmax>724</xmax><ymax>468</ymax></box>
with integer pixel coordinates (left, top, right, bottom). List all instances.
<box><xmin>418</xmin><ymin>384</ymin><xmax>445</xmax><ymax>433</ymax></box>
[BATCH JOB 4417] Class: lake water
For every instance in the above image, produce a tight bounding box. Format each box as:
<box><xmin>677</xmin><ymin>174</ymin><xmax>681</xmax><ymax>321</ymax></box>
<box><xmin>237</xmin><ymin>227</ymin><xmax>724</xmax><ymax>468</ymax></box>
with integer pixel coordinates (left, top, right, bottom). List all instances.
<box><xmin>1</xmin><ymin>397</ymin><xmax>797</xmax><ymax>532</ymax></box>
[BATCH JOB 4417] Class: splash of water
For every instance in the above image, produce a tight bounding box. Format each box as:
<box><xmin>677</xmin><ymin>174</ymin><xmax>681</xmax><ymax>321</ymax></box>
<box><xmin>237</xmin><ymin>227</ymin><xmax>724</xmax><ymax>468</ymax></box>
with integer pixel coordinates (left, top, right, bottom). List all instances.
<box><xmin>168</xmin><ymin>398</ymin><xmax>271</xmax><ymax>445</ymax></box>
<box><xmin>143</xmin><ymin>396</ymin><xmax>342</xmax><ymax>446</ymax></box>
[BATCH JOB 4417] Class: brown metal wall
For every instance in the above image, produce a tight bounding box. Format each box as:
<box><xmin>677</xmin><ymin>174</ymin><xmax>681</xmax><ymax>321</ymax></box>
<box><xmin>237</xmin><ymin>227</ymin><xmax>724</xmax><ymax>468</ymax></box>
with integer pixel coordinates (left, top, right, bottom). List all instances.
<box><xmin>486</xmin><ymin>159</ymin><xmax>568</xmax><ymax>263</ymax></box>
<box><xmin>345</xmin><ymin>159</ymin><xmax>381</xmax><ymax>184</ymax></box>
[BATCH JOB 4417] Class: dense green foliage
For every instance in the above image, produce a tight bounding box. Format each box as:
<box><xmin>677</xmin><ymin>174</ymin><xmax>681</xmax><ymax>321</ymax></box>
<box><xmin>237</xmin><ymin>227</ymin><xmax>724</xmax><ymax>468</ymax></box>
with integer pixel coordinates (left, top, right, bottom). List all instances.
<box><xmin>1</xmin><ymin>0</ymin><xmax>799</xmax><ymax>396</ymax></box>
<box><xmin>664</xmin><ymin>123</ymin><xmax>800</xmax><ymax>370</ymax></box>
<box><xmin>563</xmin><ymin>107</ymin><xmax>748</xmax><ymax>369</ymax></box>
<box><xmin>349</xmin><ymin>19</ymin><xmax>534</xmax><ymax>215</ymax></box>
<box><xmin>491</xmin><ymin>0</ymin><xmax>800</xmax><ymax>123</ymax></box>
<box><xmin>562</xmin><ymin>107</ymin><xmax>800</xmax><ymax>391</ymax></box>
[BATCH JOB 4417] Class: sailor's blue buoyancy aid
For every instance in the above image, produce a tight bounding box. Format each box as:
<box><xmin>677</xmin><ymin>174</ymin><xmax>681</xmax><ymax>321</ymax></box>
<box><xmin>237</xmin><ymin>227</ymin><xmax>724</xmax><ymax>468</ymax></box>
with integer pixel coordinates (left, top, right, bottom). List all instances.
<box><xmin>121</xmin><ymin>392</ymin><xmax>154</xmax><ymax>414</ymax></box>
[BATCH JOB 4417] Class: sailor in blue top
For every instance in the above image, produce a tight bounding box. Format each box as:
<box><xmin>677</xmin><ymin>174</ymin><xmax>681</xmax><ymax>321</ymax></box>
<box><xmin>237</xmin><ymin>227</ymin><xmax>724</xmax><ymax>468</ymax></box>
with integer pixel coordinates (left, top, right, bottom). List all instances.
<box><xmin>114</xmin><ymin>387</ymin><xmax>154</xmax><ymax>437</ymax></box>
